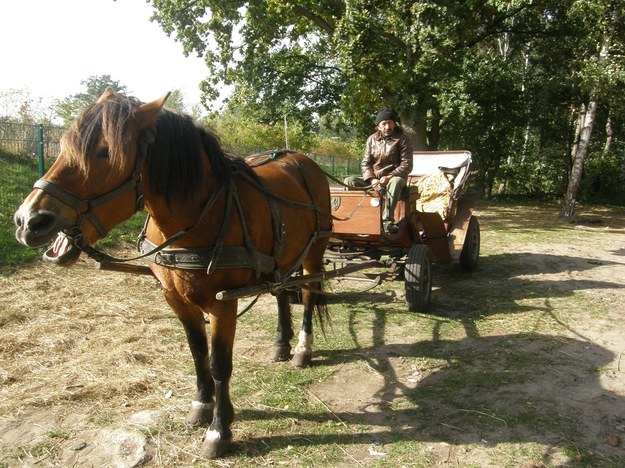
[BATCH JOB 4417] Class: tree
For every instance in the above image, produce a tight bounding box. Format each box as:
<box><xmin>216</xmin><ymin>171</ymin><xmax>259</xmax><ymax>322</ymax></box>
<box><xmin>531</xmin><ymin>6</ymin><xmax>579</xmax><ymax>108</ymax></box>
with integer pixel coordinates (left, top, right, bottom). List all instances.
<box><xmin>55</xmin><ymin>75</ymin><xmax>128</xmax><ymax>126</ymax></box>
<box><xmin>148</xmin><ymin>0</ymin><xmax>625</xmax><ymax>205</ymax></box>
<box><xmin>0</xmin><ymin>88</ymin><xmax>57</xmax><ymax>124</ymax></box>
<box><xmin>163</xmin><ymin>89</ymin><xmax>186</xmax><ymax>113</ymax></box>
<box><xmin>149</xmin><ymin>0</ymin><xmax>553</xmax><ymax>149</ymax></box>
<box><xmin>560</xmin><ymin>1</ymin><xmax>625</xmax><ymax>217</ymax></box>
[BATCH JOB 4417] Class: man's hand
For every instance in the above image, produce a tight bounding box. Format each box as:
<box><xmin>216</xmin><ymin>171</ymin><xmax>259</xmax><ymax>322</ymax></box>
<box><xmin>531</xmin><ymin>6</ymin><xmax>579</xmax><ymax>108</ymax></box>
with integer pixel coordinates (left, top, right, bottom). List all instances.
<box><xmin>378</xmin><ymin>176</ymin><xmax>390</xmax><ymax>187</ymax></box>
<box><xmin>369</xmin><ymin>178</ymin><xmax>379</xmax><ymax>188</ymax></box>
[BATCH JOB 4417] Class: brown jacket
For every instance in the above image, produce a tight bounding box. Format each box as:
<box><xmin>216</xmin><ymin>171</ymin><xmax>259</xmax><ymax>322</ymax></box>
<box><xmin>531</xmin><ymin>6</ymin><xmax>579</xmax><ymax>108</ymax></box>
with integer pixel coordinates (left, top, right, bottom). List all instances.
<box><xmin>362</xmin><ymin>129</ymin><xmax>413</xmax><ymax>181</ymax></box>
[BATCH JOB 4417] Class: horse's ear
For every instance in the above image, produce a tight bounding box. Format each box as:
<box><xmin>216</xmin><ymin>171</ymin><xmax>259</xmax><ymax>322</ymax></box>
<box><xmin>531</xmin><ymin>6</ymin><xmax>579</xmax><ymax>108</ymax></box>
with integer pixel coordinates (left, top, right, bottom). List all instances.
<box><xmin>134</xmin><ymin>92</ymin><xmax>171</xmax><ymax>127</ymax></box>
<box><xmin>97</xmin><ymin>87</ymin><xmax>117</xmax><ymax>103</ymax></box>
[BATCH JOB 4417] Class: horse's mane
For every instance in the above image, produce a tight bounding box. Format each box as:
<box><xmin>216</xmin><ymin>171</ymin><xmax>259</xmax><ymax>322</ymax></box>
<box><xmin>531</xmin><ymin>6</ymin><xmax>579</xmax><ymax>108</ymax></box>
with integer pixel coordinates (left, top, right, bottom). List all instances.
<box><xmin>61</xmin><ymin>93</ymin><xmax>238</xmax><ymax>206</ymax></box>
<box><xmin>149</xmin><ymin>109</ymin><xmax>235</xmax><ymax>205</ymax></box>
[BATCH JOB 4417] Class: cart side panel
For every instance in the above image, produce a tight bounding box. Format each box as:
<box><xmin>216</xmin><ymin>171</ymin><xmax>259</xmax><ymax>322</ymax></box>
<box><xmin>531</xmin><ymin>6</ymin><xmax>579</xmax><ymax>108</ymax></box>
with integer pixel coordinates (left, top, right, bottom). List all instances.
<box><xmin>447</xmin><ymin>190</ymin><xmax>479</xmax><ymax>260</ymax></box>
<box><xmin>330</xmin><ymin>189</ymin><xmax>411</xmax><ymax>243</ymax></box>
<box><xmin>416</xmin><ymin>211</ymin><xmax>452</xmax><ymax>263</ymax></box>
<box><xmin>330</xmin><ymin>190</ymin><xmax>382</xmax><ymax>235</ymax></box>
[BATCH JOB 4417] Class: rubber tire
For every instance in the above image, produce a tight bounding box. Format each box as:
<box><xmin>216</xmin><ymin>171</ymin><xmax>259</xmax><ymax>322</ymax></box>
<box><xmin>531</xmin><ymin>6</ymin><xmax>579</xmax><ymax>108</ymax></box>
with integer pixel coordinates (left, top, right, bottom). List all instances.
<box><xmin>459</xmin><ymin>216</ymin><xmax>480</xmax><ymax>271</ymax></box>
<box><xmin>405</xmin><ymin>244</ymin><xmax>432</xmax><ymax>313</ymax></box>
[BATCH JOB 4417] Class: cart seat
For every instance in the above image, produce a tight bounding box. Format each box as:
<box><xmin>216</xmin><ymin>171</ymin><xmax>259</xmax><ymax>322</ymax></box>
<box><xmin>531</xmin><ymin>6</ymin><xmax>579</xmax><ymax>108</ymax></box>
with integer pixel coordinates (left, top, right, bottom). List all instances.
<box><xmin>407</xmin><ymin>151</ymin><xmax>472</xmax><ymax>220</ymax></box>
<box><xmin>409</xmin><ymin>151</ymin><xmax>472</xmax><ymax>194</ymax></box>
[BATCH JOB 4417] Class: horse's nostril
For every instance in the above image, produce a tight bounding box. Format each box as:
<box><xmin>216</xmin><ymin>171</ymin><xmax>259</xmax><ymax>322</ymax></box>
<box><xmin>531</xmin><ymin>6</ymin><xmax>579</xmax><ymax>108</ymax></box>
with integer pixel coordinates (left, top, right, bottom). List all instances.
<box><xmin>13</xmin><ymin>212</ymin><xmax>23</xmax><ymax>229</ymax></box>
<box><xmin>25</xmin><ymin>211</ymin><xmax>57</xmax><ymax>233</ymax></box>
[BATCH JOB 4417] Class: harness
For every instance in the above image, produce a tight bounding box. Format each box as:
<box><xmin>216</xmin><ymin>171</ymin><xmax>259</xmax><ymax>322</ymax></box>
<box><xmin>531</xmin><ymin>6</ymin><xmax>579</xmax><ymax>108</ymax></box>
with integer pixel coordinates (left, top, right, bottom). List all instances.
<box><xmin>34</xmin><ymin>143</ymin><xmax>331</xmax><ymax>283</ymax></box>
<box><xmin>136</xmin><ymin>166</ymin><xmax>288</xmax><ymax>279</ymax></box>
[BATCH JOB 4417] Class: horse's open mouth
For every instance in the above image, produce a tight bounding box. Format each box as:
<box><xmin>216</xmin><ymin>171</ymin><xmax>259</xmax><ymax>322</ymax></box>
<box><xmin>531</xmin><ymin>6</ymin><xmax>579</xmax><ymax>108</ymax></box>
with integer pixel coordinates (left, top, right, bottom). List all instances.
<box><xmin>43</xmin><ymin>232</ymin><xmax>82</xmax><ymax>266</ymax></box>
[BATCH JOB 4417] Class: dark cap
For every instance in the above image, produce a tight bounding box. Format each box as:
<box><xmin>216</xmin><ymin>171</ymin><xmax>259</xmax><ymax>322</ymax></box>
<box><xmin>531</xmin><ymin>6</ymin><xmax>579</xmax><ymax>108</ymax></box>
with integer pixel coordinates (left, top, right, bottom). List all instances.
<box><xmin>375</xmin><ymin>108</ymin><xmax>396</xmax><ymax>125</ymax></box>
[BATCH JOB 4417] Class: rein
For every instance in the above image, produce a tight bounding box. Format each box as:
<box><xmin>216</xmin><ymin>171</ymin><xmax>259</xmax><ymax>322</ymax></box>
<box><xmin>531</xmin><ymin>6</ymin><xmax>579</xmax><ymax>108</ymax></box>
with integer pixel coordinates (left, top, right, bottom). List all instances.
<box><xmin>246</xmin><ymin>150</ymin><xmax>377</xmax><ymax>224</ymax></box>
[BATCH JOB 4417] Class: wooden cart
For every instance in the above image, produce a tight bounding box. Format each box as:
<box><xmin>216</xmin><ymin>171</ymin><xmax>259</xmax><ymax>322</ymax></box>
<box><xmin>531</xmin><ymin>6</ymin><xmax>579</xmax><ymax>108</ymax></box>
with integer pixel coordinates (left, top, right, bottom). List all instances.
<box><xmin>326</xmin><ymin>150</ymin><xmax>480</xmax><ymax>312</ymax></box>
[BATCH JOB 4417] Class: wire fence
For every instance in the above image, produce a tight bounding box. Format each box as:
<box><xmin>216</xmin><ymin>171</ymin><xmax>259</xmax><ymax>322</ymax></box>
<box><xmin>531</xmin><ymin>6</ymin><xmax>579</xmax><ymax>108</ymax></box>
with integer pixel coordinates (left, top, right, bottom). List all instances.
<box><xmin>0</xmin><ymin>122</ymin><xmax>358</xmax><ymax>230</ymax></box>
<box><xmin>0</xmin><ymin>122</ymin><xmax>66</xmax><ymax>226</ymax></box>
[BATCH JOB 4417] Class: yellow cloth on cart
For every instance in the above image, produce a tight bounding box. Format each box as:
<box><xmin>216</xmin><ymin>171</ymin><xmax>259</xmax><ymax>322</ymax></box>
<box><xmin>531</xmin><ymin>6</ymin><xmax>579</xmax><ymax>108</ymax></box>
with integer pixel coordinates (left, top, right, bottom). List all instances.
<box><xmin>411</xmin><ymin>171</ymin><xmax>454</xmax><ymax>220</ymax></box>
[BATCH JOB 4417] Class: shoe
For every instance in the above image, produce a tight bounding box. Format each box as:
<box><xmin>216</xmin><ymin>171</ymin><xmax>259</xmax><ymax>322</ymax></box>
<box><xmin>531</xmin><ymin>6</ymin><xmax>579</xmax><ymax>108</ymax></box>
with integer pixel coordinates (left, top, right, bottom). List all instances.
<box><xmin>384</xmin><ymin>223</ymin><xmax>399</xmax><ymax>234</ymax></box>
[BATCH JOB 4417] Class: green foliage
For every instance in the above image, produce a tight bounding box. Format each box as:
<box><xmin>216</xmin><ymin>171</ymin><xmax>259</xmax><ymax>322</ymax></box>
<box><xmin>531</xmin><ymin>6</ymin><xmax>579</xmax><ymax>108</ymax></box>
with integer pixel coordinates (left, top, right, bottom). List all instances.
<box><xmin>54</xmin><ymin>75</ymin><xmax>128</xmax><ymax>126</ymax></box>
<box><xmin>207</xmin><ymin>112</ymin><xmax>290</xmax><ymax>155</ymax></box>
<box><xmin>163</xmin><ymin>89</ymin><xmax>186</xmax><ymax>113</ymax></box>
<box><xmin>205</xmin><ymin>110</ymin><xmax>360</xmax><ymax>159</ymax></box>
<box><xmin>309</xmin><ymin>136</ymin><xmax>361</xmax><ymax>160</ymax></box>
<box><xmin>148</xmin><ymin>0</ymin><xmax>625</xmax><ymax>204</ymax></box>
<box><xmin>579</xmin><ymin>144</ymin><xmax>625</xmax><ymax>205</ymax></box>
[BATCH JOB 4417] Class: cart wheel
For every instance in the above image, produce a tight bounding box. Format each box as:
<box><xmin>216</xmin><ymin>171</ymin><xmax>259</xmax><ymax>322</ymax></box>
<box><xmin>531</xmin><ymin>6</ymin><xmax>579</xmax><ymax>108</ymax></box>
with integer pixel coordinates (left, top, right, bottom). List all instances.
<box><xmin>459</xmin><ymin>216</ymin><xmax>480</xmax><ymax>271</ymax></box>
<box><xmin>405</xmin><ymin>244</ymin><xmax>432</xmax><ymax>313</ymax></box>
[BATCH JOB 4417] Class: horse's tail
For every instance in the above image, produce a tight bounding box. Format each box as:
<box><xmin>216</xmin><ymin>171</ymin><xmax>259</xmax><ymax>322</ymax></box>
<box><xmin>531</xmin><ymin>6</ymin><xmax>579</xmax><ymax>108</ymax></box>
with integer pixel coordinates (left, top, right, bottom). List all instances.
<box><xmin>312</xmin><ymin>279</ymin><xmax>331</xmax><ymax>337</ymax></box>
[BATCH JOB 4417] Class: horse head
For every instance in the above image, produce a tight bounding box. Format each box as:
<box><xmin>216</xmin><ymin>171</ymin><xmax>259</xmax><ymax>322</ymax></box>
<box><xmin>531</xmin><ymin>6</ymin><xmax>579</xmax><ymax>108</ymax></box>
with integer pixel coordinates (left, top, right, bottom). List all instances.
<box><xmin>14</xmin><ymin>88</ymin><xmax>170</xmax><ymax>266</ymax></box>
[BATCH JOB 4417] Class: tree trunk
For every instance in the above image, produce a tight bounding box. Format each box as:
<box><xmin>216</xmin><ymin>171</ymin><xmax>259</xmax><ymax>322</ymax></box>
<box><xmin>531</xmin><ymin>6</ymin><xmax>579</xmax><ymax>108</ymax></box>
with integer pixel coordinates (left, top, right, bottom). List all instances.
<box><xmin>560</xmin><ymin>99</ymin><xmax>597</xmax><ymax>218</ymax></box>
<box><xmin>427</xmin><ymin>105</ymin><xmax>440</xmax><ymax>151</ymax></box>
<box><xmin>399</xmin><ymin>107</ymin><xmax>429</xmax><ymax>151</ymax></box>
<box><xmin>603</xmin><ymin>111</ymin><xmax>613</xmax><ymax>156</ymax></box>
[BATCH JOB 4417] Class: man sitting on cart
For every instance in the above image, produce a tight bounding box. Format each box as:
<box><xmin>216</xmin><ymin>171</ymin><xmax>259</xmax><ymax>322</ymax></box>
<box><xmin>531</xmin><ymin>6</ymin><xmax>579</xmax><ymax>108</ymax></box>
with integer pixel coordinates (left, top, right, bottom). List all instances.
<box><xmin>345</xmin><ymin>108</ymin><xmax>413</xmax><ymax>235</ymax></box>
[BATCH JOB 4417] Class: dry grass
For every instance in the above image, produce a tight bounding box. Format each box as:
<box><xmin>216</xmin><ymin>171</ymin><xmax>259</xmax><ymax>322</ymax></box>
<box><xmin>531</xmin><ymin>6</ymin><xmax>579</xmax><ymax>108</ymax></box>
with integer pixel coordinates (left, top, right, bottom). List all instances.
<box><xmin>1</xmin><ymin>202</ymin><xmax>625</xmax><ymax>467</ymax></box>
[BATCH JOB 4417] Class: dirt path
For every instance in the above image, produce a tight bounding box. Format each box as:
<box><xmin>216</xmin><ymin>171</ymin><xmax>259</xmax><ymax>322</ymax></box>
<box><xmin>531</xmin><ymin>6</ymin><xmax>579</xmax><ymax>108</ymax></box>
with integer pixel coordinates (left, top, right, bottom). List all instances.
<box><xmin>1</xmin><ymin>205</ymin><xmax>624</xmax><ymax>466</ymax></box>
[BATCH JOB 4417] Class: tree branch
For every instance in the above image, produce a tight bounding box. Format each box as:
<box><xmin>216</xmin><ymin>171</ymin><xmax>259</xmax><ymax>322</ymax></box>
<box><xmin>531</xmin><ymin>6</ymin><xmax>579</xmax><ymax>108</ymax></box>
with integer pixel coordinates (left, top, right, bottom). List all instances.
<box><xmin>291</xmin><ymin>5</ymin><xmax>336</xmax><ymax>36</ymax></box>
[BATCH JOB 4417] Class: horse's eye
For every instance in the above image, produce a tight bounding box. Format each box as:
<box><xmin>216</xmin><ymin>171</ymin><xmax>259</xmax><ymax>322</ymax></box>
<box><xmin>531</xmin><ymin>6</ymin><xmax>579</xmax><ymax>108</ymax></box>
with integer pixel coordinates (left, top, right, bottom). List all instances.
<box><xmin>97</xmin><ymin>148</ymin><xmax>110</xmax><ymax>160</ymax></box>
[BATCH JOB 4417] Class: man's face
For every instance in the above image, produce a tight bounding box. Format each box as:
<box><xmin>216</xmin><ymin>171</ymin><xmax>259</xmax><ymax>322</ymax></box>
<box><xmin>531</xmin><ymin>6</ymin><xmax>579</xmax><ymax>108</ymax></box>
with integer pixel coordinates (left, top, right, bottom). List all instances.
<box><xmin>377</xmin><ymin>119</ymin><xmax>395</xmax><ymax>136</ymax></box>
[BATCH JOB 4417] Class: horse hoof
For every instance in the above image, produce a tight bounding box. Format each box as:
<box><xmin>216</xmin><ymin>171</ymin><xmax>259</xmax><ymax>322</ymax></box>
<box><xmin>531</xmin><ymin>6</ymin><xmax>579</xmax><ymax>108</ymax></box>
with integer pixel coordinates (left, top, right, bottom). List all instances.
<box><xmin>185</xmin><ymin>402</ymin><xmax>214</xmax><ymax>426</ymax></box>
<box><xmin>201</xmin><ymin>432</ymin><xmax>231</xmax><ymax>459</ymax></box>
<box><xmin>272</xmin><ymin>345</ymin><xmax>291</xmax><ymax>362</ymax></box>
<box><xmin>291</xmin><ymin>352</ymin><xmax>312</xmax><ymax>368</ymax></box>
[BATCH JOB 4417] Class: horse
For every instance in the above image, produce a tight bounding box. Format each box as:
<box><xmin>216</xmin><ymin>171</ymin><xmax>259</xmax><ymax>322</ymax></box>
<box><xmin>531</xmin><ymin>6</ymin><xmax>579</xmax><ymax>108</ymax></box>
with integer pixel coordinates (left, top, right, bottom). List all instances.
<box><xmin>13</xmin><ymin>88</ymin><xmax>333</xmax><ymax>458</ymax></box>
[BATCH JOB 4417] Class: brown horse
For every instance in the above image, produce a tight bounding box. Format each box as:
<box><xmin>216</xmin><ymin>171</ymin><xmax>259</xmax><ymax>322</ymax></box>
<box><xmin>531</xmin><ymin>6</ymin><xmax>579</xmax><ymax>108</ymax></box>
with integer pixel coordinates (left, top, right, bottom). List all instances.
<box><xmin>13</xmin><ymin>88</ymin><xmax>332</xmax><ymax>458</ymax></box>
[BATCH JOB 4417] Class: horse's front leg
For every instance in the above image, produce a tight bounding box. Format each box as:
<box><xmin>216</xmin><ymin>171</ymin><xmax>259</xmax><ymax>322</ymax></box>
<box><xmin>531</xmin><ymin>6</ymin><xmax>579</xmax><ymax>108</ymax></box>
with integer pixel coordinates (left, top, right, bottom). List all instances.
<box><xmin>202</xmin><ymin>300</ymin><xmax>237</xmax><ymax>459</ymax></box>
<box><xmin>272</xmin><ymin>290</ymin><xmax>293</xmax><ymax>362</ymax></box>
<box><xmin>164</xmin><ymin>294</ymin><xmax>214</xmax><ymax>426</ymax></box>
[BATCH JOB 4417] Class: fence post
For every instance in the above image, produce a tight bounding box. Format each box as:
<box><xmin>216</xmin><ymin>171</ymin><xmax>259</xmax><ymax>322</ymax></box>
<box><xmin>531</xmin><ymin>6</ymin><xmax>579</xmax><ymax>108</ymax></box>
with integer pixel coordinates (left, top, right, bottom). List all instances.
<box><xmin>37</xmin><ymin>124</ymin><xmax>44</xmax><ymax>177</ymax></box>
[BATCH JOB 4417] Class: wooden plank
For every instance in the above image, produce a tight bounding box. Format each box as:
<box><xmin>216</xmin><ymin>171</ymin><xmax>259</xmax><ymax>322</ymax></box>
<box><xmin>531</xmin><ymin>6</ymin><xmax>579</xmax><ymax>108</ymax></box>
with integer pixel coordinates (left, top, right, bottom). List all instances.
<box><xmin>95</xmin><ymin>261</ymin><xmax>155</xmax><ymax>276</ymax></box>
<box><xmin>216</xmin><ymin>259</ymin><xmax>384</xmax><ymax>300</ymax></box>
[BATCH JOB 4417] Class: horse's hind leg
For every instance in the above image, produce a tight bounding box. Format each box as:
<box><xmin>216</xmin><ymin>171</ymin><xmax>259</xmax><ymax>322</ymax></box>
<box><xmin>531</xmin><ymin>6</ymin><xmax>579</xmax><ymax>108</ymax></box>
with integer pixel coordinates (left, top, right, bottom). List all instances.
<box><xmin>165</xmin><ymin>295</ymin><xmax>214</xmax><ymax>426</ymax></box>
<box><xmin>292</xmin><ymin>245</ymin><xmax>328</xmax><ymax>368</ymax></box>
<box><xmin>291</xmin><ymin>289</ymin><xmax>316</xmax><ymax>368</ymax></box>
<box><xmin>272</xmin><ymin>290</ymin><xmax>293</xmax><ymax>362</ymax></box>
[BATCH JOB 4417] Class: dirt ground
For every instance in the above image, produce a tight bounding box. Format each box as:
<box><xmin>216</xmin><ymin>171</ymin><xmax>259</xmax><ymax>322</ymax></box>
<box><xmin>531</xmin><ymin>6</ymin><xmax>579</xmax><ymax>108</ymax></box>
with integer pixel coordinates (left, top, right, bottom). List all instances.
<box><xmin>1</xmin><ymin>206</ymin><xmax>625</xmax><ymax>467</ymax></box>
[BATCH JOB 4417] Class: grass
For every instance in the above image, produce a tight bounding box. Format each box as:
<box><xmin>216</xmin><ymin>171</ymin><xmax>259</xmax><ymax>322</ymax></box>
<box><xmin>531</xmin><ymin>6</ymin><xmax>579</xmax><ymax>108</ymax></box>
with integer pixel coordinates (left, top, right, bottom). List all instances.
<box><xmin>0</xmin><ymin>151</ymin><xmax>41</xmax><ymax>269</ymax></box>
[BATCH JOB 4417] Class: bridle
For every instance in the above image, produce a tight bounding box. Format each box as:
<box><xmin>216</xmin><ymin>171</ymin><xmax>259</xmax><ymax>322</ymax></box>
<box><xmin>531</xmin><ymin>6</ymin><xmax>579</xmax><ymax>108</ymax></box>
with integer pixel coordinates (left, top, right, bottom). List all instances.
<box><xmin>31</xmin><ymin>128</ymin><xmax>226</xmax><ymax>266</ymax></box>
<box><xmin>32</xmin><ymin>131</ymin><xmax>150</xmax><ymax>250</ymax></box>
<box><xmin>33</xmin><ymin>173</ymin><xmax>143</xmax><ymax>240</ymax></box>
